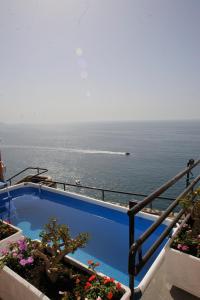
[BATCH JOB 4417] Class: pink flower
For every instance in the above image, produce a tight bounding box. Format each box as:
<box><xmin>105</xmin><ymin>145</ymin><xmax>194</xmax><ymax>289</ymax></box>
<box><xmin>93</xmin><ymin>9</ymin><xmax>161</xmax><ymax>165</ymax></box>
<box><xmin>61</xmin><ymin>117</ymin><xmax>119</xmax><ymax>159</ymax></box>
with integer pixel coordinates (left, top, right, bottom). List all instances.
<box><xmin>17</xmin><ymin>240</ymin><xmax>27</xmax><ymax>251</ymax></box>
<box><xmin>0</xmin><ymin>248</ymin><xmax>8</xmax><ymax>256</ymax></box>
<box><xmin>96</xmin><ymin>297</ymin><xmax>102</xmax><ymax>300</ymax></box>
<box><xmin>19</xmin><ymin>259</ymin><xmax>27</xmax><ymax>266</ymax></box>
<box><xmin>182</xmin><ymin>245</ymin><xmax>189</xmax><ymax>251</ymax></box>
<box><xmin>177</xmin><ymin>244</ymin><xmax>182</xmax><ymax>250</ymax></box>
<box><xmin>27</xmin><ymin>257</ymin><xmax>34</xmax><ymax>264</ymax></box>
<box><xmin>12</xmin><ymin>252</ymin><xmax>18</xmax><ymax>257</ymax></box>
<box><xmin>177</xmin><ymin>243</ymin><xmax>189</xmax><ymax>252</ymax></box>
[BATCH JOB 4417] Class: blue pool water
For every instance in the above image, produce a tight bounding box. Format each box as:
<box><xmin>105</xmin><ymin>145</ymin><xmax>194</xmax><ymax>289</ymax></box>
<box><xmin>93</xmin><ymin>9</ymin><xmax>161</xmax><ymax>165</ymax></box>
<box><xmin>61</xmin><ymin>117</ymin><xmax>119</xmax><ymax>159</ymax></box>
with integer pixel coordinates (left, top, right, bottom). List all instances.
<box><xmin>0</xmin><ymin>186</ymin><xmax>168</xmax><ymax>287</ymax></box>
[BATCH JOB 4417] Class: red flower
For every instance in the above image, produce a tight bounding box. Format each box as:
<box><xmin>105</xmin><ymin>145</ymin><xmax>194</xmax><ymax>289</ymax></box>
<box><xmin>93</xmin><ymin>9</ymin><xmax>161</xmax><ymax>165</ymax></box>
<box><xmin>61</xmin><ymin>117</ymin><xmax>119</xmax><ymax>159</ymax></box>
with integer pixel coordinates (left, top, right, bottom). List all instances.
<box><xmin>104</xmin><ymin>278</ymin><xmax>110</xmax><ymax>284</ymax></box>
<box><xmin>95</xmin><ymin>262</ymin><xmax>100</xmax><ymax>267</ymax></box>
<box><xmin>104</xmin><ymin>277</ymin><xmax>114</xmax><ymax>284</ymax></box>
<box><xmin>84</xmin><ymin>282</ymin><xmax>92</xmax><ymax>290</ymax></box>
<box><xmin>88</xmin><ymin>274</ymin><xmax>96</xmax><ymax>282</ymax></box>
<box><xmin>107</xmin><ymin>291</ymin><xmax>113</xmax><ymax>299</ymax></box>
<box><xmin>116</xmin><ymin>282</ymin><xmax>121</xmax><ymax>290</ymax></box>
<box><xmin>87</xmin><ymin>260</ymin><xmax>93</xmax><ymax>265</ymax></box>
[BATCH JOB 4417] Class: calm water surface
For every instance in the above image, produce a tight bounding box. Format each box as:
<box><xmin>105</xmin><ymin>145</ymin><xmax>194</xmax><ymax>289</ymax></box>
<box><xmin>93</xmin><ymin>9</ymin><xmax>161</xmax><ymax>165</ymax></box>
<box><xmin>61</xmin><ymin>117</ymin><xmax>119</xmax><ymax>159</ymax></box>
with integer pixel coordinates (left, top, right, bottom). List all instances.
<box><xmin>1</xmin><ymin>121</ymin><xmax>200</xmax><ymax>207</ymax></box>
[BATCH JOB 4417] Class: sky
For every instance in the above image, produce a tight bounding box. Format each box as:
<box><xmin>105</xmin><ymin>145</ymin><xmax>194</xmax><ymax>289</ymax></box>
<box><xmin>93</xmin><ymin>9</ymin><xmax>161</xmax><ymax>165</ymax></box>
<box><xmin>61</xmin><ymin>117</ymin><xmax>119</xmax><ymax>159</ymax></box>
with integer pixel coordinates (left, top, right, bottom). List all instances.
<box><xmin>0</xmin><ymin>0</ymin><xmax>200</xmax><ymax>123</ymax></box>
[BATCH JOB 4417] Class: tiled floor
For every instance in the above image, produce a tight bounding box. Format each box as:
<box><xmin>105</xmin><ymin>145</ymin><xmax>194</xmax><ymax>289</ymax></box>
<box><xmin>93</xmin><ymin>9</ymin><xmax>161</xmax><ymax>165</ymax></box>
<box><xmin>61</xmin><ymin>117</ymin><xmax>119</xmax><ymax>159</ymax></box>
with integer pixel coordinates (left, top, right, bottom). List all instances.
<box><xmin>140</xmin><ymin>261</ymin><xmax>200</xmax><ymax>300</ymax></box>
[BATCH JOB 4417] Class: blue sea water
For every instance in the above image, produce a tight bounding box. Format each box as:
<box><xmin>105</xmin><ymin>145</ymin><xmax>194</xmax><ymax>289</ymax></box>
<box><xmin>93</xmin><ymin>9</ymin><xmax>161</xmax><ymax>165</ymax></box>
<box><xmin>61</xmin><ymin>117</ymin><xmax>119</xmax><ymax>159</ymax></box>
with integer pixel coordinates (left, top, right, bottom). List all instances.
<box><xmin>0</xmin><ymin>121</ymin><xmax>200</xmax><ymax>207</ymax></box>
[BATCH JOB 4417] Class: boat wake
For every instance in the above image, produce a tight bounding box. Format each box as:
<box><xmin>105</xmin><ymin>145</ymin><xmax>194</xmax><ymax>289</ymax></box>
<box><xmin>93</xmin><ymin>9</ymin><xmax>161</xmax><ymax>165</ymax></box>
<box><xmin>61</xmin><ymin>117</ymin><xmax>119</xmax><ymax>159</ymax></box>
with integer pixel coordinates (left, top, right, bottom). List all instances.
<box><xmin>1</xmin><ymin>145</ymin><xmax>129</xmax><ymax>156</ymax></box>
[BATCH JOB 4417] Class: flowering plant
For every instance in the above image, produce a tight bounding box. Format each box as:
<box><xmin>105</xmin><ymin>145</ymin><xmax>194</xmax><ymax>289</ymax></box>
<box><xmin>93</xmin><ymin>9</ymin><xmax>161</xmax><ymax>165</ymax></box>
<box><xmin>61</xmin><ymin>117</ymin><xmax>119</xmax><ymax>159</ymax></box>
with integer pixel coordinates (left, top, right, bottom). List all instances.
<box><xmin>0</xmin><ymin>219</ymin><xmax>92</xmax><ymax>299</ymax></box>
<box><xmin>171</xmin><ymin>223</ymin><xmax>200</xmax><ymax>257</ymax></box>
<box><xmin>0</xmin><ymin>238</ymin><xmax>36</xmax><ymax>271</ymax></box>
<box><xmin>172</xmin><ymin>187</ymin><xmax>200</xmax><ymax>257</ymax></box>
<box><xmin>0</xmin><ymin>219</ymin><xmax>17</xmax><ymax>241</ymax></box>
<box><xmin>68</xmin><ymin>260</ymin><xmax>124</xmax><ymax>300</ymax></box>
<box><xmin>0</xmin><ymin>220</ymin><xmax>124</xmax><ymax>299</ymax></box>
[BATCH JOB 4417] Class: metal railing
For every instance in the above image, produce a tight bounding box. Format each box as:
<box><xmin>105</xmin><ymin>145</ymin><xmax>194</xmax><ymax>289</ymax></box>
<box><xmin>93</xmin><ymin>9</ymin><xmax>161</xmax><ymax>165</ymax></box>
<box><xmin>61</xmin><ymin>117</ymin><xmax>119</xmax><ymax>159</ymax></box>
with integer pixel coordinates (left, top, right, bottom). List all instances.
<box><xmin>5</xmin><ymin>165</ymin><xmax>176</xmax><ymax>209</ymax></box>
<box><xmin>6</xmin><ymin>167</ymin><xmax>48</xmax><ymax>186</ymax></box>
<box><xmin>35</xmin><ymin>179</ymin><xmax>175</xmax><ymax>208</ymax></box>
<box><xmin>5</xmin><ymin>166</ymin><xmax>176</xmax><ymax>209</ymax></box>
<box><xmin>128</xmin><ymin>159</ymin><xmax>200</xmax><ymax>299</ymax></box>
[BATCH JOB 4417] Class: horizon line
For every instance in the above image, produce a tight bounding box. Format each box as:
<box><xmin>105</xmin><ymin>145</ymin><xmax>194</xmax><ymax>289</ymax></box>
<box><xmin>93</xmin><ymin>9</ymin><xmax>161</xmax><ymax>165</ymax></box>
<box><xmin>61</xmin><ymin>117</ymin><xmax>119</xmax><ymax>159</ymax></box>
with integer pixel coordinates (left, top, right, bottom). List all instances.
<box><xmin>1</xmin><ymin>118</ymin><xmax>200</xmax><ymax>126</ymax></box>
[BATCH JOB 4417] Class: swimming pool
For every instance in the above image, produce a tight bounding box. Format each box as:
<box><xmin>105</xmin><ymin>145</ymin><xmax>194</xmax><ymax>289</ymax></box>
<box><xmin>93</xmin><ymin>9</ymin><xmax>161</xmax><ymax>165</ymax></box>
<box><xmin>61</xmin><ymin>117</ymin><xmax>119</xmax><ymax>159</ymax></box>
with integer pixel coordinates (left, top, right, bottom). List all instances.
<box><xmin>0</xmin><ymin>183</ymin><xmax>169</xmax><ymax>293</ymax></box>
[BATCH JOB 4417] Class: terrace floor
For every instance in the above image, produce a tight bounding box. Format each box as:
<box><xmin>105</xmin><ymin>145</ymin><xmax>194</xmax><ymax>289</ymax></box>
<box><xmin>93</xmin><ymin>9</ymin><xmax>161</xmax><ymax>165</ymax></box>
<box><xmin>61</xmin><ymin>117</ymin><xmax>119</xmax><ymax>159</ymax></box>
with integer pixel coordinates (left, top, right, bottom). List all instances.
<box><xmin>141</xmin><ymin>261</ymin><xmax>199</xmax><ymax>300</ymax></box>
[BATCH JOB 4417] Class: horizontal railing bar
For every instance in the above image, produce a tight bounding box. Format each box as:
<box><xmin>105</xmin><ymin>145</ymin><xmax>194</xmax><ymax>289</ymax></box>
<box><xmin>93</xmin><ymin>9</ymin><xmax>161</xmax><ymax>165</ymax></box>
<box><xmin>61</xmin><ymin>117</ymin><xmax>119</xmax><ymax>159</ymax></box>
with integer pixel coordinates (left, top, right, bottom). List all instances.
<box><xmin>7</xmin><ymin>167</ymin><xmax>32</xmax><ymax>182</ymax></box>
<box><xmin>50</xmin><ymin>181</ymin><xmax>145</xmax><ymax>195</ymax></box>
<box><xmin>37</xmin><ymin>179</ymin><xmax>176</xmax><ymax>202</ymax></box>
<box><xmin>129</xmin><ymin>174</ymin><xmax>200</xmax><ymax>254</ymax></box>
<box><xmin>128</xmin><ymin>159</ymin><xmax>200</xmax><ymax>216</ymax></box>
<box><xmin>6</xmin><ymin>167</ymin><xmax>48</xmax><ymax>183</ymax></box>
<box><xmin>134</xmin><ymin>209</ymin><xmax>188</xmax><ymax>275</ymax></box>
<box><xmin>126</xmin><ymin>194</ymin><xmax>175</xmax><ymax>201</ymax></box>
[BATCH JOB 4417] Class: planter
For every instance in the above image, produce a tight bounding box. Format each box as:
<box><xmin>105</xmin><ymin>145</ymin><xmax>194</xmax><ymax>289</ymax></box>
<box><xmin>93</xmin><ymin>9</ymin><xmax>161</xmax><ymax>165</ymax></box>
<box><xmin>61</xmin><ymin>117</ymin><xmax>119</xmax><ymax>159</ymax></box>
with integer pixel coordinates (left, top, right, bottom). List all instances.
<box><xmin>64</xmin><ymin>256</ymin><xmax>131</xmax><ymax>300</ymax></box>
<box><xmin>0</xmin><ymin>257</ymin><xmax>131</xmax><ymax>300</ymax></box>
<box><xmin>165</xmin><ymin>247</ymin><xmax>200</xmax><ymax>298</ymax></box>
<box><xmin>0</xmin><ymin>222</ymin><xmax>23</xmax><ymax>254</ymax></box>
<box><xmin>0</xmin><ymin>266</ymin><xmax>49</xmax><ymax>300</ymax></box>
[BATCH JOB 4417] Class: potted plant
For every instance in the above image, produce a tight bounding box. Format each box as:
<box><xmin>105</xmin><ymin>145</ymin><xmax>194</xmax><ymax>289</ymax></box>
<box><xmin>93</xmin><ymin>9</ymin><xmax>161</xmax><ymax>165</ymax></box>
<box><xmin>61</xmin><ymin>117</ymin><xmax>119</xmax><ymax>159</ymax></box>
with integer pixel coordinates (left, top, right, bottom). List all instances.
<box><xmin>60</xmin><ymin>259</ymin><xmax>130</xmax><ymax>300</ymax></box>
<box><xmin>165</xmin><ymin>187</ymin><xmax>200</xmax><ymax>298</ymax></box>
<box><xmin>0</xmin><ymin>219</ymin><xmax>23</xmax><ymax>254</ymax></box>
<box><xmin>0</xmin><ymin>218</ymin><xmax>130</xmax><ymax>300</ymax></box>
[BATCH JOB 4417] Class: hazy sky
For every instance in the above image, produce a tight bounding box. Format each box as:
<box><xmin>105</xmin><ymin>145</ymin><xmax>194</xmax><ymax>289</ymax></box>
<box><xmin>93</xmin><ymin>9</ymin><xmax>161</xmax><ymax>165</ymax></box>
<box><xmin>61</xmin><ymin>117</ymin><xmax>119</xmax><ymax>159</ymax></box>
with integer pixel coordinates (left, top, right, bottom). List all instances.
<box><xmin>0</xmin><ymin>0</ymin><xmax>200</xmax><ymax>123</ymax></box>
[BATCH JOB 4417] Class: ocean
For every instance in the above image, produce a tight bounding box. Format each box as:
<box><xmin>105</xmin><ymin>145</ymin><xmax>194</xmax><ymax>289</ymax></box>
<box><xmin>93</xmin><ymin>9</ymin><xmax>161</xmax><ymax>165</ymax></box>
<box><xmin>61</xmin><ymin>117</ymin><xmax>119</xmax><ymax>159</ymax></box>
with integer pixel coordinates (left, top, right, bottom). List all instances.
<box><xmin>0</xmin><ymin>121</ymin><xmax>200</xmax><ymax>208</ymax></box>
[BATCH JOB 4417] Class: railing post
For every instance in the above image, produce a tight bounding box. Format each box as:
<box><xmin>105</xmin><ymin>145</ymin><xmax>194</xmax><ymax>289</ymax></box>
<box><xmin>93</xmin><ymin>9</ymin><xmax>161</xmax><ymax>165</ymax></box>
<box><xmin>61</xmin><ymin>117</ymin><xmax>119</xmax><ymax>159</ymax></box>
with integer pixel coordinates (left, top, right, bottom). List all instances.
<box><xmin>128</xmin><ymin>201</ymin><xmax>136</xmax><ymax>300</ymax></box>
<box><xmin>149</xmin><ymin>202</ymin><xmax>153</xmax><ymax>210</ymax></box>
<box><xmin>102</xmin><ymin>190</ymin><xmax>105</xmax><ymax>201</ymax></box>
<box><xmin>186</xmin><ymin>159</ymin><xmax>194</xmax><ymax>187</ymax></box>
